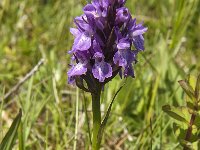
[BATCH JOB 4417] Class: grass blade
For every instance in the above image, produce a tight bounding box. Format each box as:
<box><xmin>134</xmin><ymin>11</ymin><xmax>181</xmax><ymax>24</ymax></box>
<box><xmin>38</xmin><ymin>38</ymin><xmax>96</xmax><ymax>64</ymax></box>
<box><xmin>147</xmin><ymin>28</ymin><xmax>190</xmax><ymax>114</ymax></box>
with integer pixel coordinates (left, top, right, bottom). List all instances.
<box><xmin>73</xmin><ymin>87</ymin><xmax>79</xmax><ymax>150</ymax></box>
<box><xmin>83</xmin><ymin>93</ymin><xmax>92</xmax><ymax>145</ymax></box>
<box><xmin>0</xmin><ymin>109</ymin><xmax>22</xmax><ymax>150</ymax></box>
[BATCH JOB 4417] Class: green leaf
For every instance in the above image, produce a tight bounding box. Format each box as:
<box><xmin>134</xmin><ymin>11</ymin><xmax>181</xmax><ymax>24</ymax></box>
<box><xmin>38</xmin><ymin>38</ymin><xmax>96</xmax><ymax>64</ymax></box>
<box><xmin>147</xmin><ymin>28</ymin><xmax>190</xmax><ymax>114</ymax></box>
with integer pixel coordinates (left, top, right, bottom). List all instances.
<box><xmin>162</xmin><ymin>105</ymin><xmax>190</xmax><ymax>125</ymax></box>
<box><xmin>179</xmin><ymin>139</ymin><xmax>194</xmax><ymax>150</ymax></box>
<box><xmin>195</xmin><ymin>74</ymin><xmax>200</xmax><ymax>101</ymax></box>
<box><xmin>97</xmin><ymin>80</ymin><xmax>126</xmax><ymax>145</ymax></box>
<box><xmin>194</xmin><ymin>113</ymin><xmax>200</xmax><ymax>129</ymax></box>
<box><xmin>173</xmin><ymin>123</ymin><xmax>187</xmax><ymax>141</ymax></box>
<box><xmin>173</xmin><ymin>122</ymin><xmax>199</xmax><ymax>143</ymax></box>
<box><xmin>0</xmin><ymin>109</ymin><xmax>22</xmax><ymax>150</ymax></box>
<box><xmin>18</xmin><ymin>122</ymin><xmax>24</xmax><ymax>150</ymax></box>
<box><xmin>178</xmin><ymin>80</ymin><xmax>196</xmax><ymax>102</ymax></box>
<box><xmin>173</xmin><ymin>113</ymin><xmax>200</xmax><ymax>145</ymax></box>
<box><xmin>188</xmin><ymin>75</ymin><xmax>197</xmax><ymax>90</ymax></box>
<box><xmin>185</xmin><ymin>96</ymin><xmax>196</xmax><ymax>110</ymax></box>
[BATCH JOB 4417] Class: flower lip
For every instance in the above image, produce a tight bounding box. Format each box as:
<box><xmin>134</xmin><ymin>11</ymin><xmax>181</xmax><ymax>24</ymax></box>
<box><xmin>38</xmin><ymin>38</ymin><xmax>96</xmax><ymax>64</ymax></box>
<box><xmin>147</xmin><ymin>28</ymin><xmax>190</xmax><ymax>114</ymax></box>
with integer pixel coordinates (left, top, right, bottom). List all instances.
<box><xmin>92</xmin><ymin>60</ymin><xmax>112</xmax><ymax>82</ymax></box>
<box><xmin>84</xmin><ymin>4</ymin><xmax>100</xmax><ymax>18</ymax></box>
<box><xmin>113</xmin><ymin>49</ymin><xmax>136</xmax><ymax>68</ymax></box>
<box><xmin>73</xmin><ymin>32</ymin><xmax>92</xmax><ymax>51</ymax></box>
<box><xmin>94</xmin><ymin>52</ymin><xmax>103</xmax><ymax>58</ymax></box>
<box><xmin>93</xmin><ymin>52</ymin><xmax>104</xmax><ymax>62</ymax></box>
<box><xmin>130</xmin><ymin>25</ymin><xmax>148</xmax><ymax>38</ymax></box>
<box><xmin>124</xmin><ymin>64</ymin><xmax>135</xmax><ymax>77</ymax></box>
<box><xmin>115</xmin><ymin>7</ymin><xmax>131</xmax><ymax>24</ymax></box>
<box><xmin>70</xmin><ymin>28</ymin><xmax>81</xmax><ymax>37</ymax></box>
<box><xmin>117</xmin><ymin>38</ymin><xmax>130</xmax><ymax>50</ymax></box>
<box><xmin>123</xmin><ymin>9</ymin><xmax>128</xmax><ymax>15</ymax></box>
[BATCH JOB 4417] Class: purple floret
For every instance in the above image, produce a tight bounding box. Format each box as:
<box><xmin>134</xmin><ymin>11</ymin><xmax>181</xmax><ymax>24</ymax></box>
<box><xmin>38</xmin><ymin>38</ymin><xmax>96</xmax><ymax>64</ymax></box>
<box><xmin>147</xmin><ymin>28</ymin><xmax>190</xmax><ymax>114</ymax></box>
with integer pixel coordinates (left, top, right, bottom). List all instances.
<box><xmin>115</xmin><ymin>7</ymin><xmax>131</xmax><ymax>24</ymax></box>
<box><xmin>68</xmin><ymin>0</ymin><xmax>147</xmax><ymax>89</ymax></box>
<box><xmin>92</xmin><ymin>52</ymin><xmax>112</xmax><ymax>82</ymax></box>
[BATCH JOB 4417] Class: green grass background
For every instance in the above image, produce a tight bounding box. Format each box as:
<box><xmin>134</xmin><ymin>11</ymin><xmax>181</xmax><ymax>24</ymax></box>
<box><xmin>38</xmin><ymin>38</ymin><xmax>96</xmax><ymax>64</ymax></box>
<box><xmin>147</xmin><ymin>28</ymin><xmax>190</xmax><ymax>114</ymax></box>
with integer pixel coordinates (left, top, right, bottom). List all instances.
<box><xmin>0</xmin><ymin>0</ymin><xmax>200</xmax><ymax>149</ymax></box>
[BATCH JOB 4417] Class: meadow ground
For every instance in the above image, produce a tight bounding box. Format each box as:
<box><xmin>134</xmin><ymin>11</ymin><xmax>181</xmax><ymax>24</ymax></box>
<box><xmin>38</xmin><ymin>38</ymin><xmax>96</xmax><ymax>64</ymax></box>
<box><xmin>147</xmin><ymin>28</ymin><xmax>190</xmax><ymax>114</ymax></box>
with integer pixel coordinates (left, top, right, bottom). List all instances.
<box><xmin>0</xmin><ymin>0</ymin><xmax>200</xmax><ymax>149</ymax></box>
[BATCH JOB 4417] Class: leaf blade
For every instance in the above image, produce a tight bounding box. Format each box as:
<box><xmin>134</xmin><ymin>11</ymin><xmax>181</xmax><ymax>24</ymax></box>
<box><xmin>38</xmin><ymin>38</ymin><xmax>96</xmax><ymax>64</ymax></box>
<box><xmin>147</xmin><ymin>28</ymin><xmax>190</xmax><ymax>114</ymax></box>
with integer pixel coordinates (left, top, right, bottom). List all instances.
<box><xmin>195</xmin><ymin>73</ymin><xmax>200</xmax><ymax>101</ymax></box>
<box><xmin>97</xmin><ymin>80</ymin><xmax>126</xmax><ymax>146</ymax></box>
<box><xmin>178</xmin><ymin>80</ymin><xmax>195</xmax><ymax>102</ymax></box>
<box><xmin>162</xmin><ymin>105</ymin><xmax>190</xmax><ymax>125</ymax></box>
<box><xmin>0</xmin><ymin>109</ymin><xmax>22</xmax><ymax>150</ymax></box>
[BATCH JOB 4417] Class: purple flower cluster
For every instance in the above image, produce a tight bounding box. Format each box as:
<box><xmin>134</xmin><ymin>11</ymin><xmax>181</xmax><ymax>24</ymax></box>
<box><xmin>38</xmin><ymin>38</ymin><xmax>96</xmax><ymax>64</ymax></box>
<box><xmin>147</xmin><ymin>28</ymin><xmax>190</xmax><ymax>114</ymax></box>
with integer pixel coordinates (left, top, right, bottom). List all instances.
<box><xmin>68</xmin><ymin>0</ymin><xmax>147</xmax><ymax>91</ymax></box>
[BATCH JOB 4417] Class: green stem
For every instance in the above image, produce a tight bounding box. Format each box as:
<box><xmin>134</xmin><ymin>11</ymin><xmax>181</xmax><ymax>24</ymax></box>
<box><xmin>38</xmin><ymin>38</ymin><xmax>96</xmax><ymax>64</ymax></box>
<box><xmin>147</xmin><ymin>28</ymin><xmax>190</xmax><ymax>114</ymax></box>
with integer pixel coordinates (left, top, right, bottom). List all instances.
<box><xmin>183</xmin><ymin>109</ymin><xmax>197</xmax><ymax>150</ymax></box>
<box><xmin>92</xmin><ymin>91</ymin><xmax>101</xmax><ymax>150</ymax></box>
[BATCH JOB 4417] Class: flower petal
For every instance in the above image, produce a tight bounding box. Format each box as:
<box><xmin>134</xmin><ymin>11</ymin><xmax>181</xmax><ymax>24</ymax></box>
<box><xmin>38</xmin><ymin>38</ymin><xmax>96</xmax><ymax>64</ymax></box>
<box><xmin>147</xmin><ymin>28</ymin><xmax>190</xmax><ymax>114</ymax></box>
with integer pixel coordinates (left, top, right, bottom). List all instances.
<box><xmin>92</xmin><ymin>61</ymin><xmax>112</xmax><ymax>82</ymax></box>
<box><xmin>131</xmin><ymin>25</ymin><xmax>148</xmax><ymax>37</ymax></box>
<box><xmin>117</xmin><ymin>38</ymin><xmax>130</xmax><ymax>50</ymax></box>
<box><xmin>73</xmin><ymin>32</ymin><xmax>91</xmax><ymax>51</ymax></box>
<box><xmin>113</xmin><ymin>49</ymin><xmax>136</xmax><ymax>67</ymax></box>
<box><xmin>118</xmin><ymin>0</ymin><xmax>126</xmax><ymax>5</ymax></box>
<box><xmin>84</xmin><ymin>4</ymin><xmax>96</xmax><ymax>17</ymax></box>
<box><xmin>74</xmin><ymin>15</ymin><xmax>92</xmax><ymax>32</ymax></box>
<box><xmin>127</xmin><ymin>18</ymin><xmax>136</xmax><ymax>31</ymax></box>
<box><xmin>68</xmin><ymin>63</ymin><xmax>87</xmax><ymax>77</ymax></box>
<box><xmin>93</xmin><ymin>52</ymin><xmax>104</xmax><ymax>59</ymax></box>
<box><xmin>132</xmin><ymin>35</ymin><xmax>144</xmax><ymax>51</ymax></box>
<box><xmin>93</xmin><ymin>39</ymin><xmax>103</xmax><ymax>53</ymax></box>
<box><xmin>124</xmin><ymin>64</ymin><xmax>135</xmax><ymax>77</ymax></box>
<box><xmin>75</xmin><ymin>50</ymin><xmax>91</xmax><ymax>63</ymax></box>
<box><xmin>115</xmin><ymin>7</ymin><xmax>131</xmax><ymax>24</ymax></box>
<box><xmin>70</xmin><ymin>28</ymin><xmax>81</xmax><ymax>37</ymax></box>
<box><xmin>68</xmin><ymin>76</ymin><xmax>75</xmax><ymax>84</ymax></box>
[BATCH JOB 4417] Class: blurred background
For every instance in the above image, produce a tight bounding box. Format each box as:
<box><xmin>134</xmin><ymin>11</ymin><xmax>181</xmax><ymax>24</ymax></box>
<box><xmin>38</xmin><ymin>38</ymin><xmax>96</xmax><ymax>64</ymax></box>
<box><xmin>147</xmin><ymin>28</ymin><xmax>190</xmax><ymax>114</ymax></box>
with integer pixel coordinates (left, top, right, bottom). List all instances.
<box><xmin>0</xmin><ymin>0</ymin><xmax>199</xmax><ymax>149</ymax></box>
